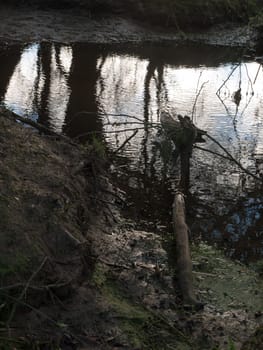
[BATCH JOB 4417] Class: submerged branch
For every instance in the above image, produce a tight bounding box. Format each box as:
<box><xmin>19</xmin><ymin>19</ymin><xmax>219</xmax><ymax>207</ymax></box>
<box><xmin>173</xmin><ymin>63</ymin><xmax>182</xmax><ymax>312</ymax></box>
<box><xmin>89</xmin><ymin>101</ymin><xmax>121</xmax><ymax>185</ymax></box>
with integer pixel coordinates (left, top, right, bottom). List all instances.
<box><xmin>113</xmin><ymin>129</ymin><xmax>138</xmax><ymax>154</ymax></box>
<box><xmin>71</xmin><ymin>111</ymin><xmax>145</xmax><ymax>124</ymax></box>
<box><xmin>74</xmin><ymin>125</ymin><xmax>160</xmax><ymax>140</ymax></box>
<box><xmin>216</xmin><ymin>63</ymin><xmax>240</xmax><ymax>94</ymax></box>
<box><xmin>253</xmin><ymin>63</ymin><xmax>261</xmax><ymax>84</ymax></box>
<box><xmin>191</xmin><ymin>80</ymin><xmax>209</xmax><ymax>120</ymax></box>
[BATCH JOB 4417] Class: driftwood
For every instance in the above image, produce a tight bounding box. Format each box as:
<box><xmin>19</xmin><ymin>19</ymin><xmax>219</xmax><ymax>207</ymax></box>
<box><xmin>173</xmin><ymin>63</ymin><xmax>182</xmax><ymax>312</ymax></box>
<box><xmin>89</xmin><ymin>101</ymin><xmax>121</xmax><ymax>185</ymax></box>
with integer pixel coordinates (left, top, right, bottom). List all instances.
<box><xmin>160</xmin><ymin>112</ymin><xmax>206</xmax><ymax>149</ymax></box>
<box><xmin>161</xmin><ymin>112</ymin><xmax>206</xmax><ymax>191</ymax></box>
<box><xmin>172</xmin><ymin>192</ymin><xmax>201</xmax><ymax>307</ymax></box>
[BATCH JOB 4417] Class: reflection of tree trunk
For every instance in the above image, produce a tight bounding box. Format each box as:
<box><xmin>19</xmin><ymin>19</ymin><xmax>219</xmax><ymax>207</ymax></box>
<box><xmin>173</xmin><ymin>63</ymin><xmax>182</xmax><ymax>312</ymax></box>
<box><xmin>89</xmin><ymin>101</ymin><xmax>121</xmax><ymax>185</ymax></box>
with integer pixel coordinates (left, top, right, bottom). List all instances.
<box><xmin>141</xmin><ymin>61</ymin><xmax>153</xmax><ymax>173</ymax></box>
<box><xmin>38</xmin><ymin>42</ymin><xmax>52</xmax><ymax>126</ymax></box>
<box><xmin>0</xmin><ymin>44</ymin><xmax>21</xmax><ymax>102</ymax></box>
<box><xmin>142</xmin><ymin>60</ymin><xmax>164</xmax><ymax>178</ymax></box>
<box><xmin>156</xmin><ymin>65</ymin><xmax>167</xmax><ymax>118</ymax></box>
<box><xmin>96</xmin><ymin>54</ymin><xmax>107</xmax><ymax>99</ymax></box>
<box><xmin>32</xmin><ymin>46</ymin><xmax>42</xmax><ymax>115</ymax></box>
<box><xmin>65</xmin><ymin>44</ymin><xmax>101</xmax><ymax>139</ymax></box>
<box><xmin>144</xmin><ymin>61</ymin><xmax>156</xmax><ymax>122</ymax></box>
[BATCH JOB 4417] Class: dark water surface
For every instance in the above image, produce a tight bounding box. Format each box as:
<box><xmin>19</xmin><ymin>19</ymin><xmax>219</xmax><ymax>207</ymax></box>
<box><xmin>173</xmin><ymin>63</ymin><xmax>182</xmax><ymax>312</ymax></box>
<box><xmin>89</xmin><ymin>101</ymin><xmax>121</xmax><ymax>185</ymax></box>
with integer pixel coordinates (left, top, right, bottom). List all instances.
<box><xmin>1</xmin><ymin>41</ymin><xmax>263</xmax><ymax>262</ymax></box>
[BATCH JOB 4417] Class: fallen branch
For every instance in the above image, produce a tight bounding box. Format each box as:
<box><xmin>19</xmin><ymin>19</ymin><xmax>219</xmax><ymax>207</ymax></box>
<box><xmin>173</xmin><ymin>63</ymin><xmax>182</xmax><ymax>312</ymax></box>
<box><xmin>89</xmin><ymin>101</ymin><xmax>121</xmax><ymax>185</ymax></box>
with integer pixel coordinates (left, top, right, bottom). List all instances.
<box><xmin>7</xmin><ymin>256</ymin><xmax>48</xmax><ymax>326</ymax></box>
<box><xmin>66</xmin><ymin>111</ymin><xmax>145</xmax><ymax>129</ymax></box>
<box><xmin>216</xmin><ymin>63</ymin><xmax>240</xmax><ymax>94</ymax></box>
<box><xmin>193</xmin><ymin>145</ymin><xmax>231</xmax><ymax>161</ymax></box>
<box><xmin>191</xmin><ymin>80</ymin><xmax>209</xmax><ymax>120</ymax></box>
<box><xmin>113</xmin><ymin>129</ymin><xmax>138</xmax><ymax>154</ymax></box>
<box><xmin>1</xmin><ymin>292</ymin><xmax>86</xmax><ymax>345</ymax></box>
<box><xmin>73</xmin><ymin>127</ymin><xmax>145</xmax><ymax>140</ymax></box>
<box><xmin>0</xmin><ymin>107</ymin><xmax>76</xmax><ymax>146</ymax></box>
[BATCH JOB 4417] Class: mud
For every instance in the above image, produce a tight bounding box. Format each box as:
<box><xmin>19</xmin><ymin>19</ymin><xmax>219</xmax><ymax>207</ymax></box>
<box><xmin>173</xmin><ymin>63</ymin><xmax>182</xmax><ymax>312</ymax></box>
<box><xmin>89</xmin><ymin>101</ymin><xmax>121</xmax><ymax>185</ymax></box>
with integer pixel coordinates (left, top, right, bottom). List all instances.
<box><xmin>0</xmin><ymin>6</ymin><xmax>258</xmax><ymax>46</ymax></box>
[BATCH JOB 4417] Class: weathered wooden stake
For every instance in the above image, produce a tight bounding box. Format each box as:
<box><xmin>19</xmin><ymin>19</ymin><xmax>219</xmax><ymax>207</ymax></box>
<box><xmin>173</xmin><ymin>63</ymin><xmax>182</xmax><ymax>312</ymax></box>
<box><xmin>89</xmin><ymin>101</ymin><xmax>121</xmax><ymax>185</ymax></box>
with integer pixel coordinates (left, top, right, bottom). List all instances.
<box><xmin>172</xmin><ymin>192</ymin><xmax>199</xmax><ymax>306</ymax></box>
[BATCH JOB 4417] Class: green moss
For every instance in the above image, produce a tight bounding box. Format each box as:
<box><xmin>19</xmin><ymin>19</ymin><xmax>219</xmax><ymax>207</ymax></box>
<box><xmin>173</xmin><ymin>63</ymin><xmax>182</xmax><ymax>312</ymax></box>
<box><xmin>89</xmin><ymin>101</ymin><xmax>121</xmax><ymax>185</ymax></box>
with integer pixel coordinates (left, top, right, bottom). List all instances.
<box><xmin>192</xmin><ymin>243</ymin><xmax>263</xmax><ymax>312</ymax></box>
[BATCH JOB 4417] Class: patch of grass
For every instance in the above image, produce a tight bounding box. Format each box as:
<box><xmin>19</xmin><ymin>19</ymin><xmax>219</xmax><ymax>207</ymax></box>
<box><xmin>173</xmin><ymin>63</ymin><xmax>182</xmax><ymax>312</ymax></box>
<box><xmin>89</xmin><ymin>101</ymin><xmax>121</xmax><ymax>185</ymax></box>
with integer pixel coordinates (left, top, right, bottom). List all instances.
<box><xmin>191</xmin><ymin>243</ymin><xmax>263</xmax><ymax>312</ymax></box>
<box><xmin>228</xmin><ymin>338</ymin><xmax>237</xmax><ymax>350</ymax></box>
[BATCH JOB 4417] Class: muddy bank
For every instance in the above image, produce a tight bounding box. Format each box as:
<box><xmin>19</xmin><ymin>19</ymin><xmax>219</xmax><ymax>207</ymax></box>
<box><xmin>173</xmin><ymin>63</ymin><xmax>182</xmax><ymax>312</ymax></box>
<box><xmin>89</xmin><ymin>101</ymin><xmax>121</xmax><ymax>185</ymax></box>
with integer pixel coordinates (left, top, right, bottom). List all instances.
<box><xmin>0</xmin><ymin>0</ymin><xmax>258</xmax><ymax>30</ymax></box>
<box><xmin>0</xmin><ymin>109</ymin><xmax>117</xmax><ymax>348</ymax></box>
<box><xmin>0</xmin><ymin>110</ymin><xmax>262</xmax><ymax>349</ymax></box>
<box><xmin>0</xmin><ymin>6</ymin><xmax>259</xmax><ymax>47</ymax></box>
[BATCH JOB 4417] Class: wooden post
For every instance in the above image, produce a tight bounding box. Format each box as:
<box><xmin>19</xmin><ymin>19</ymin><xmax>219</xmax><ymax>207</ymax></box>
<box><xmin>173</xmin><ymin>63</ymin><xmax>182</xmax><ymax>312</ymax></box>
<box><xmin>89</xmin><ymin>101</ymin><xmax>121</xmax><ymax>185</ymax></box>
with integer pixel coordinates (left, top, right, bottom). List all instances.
<box><xmin>173</xmin><ymin>192</ymin><xmax>200</xmax><ymax>306</ymax></box>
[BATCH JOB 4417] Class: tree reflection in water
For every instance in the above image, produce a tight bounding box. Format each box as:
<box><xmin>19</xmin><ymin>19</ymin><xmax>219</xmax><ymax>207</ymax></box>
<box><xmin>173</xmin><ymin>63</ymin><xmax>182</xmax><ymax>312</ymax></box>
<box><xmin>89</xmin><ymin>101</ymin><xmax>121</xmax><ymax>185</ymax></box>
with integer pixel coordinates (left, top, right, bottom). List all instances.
<box><xmin>2</xmin><ymin>42</ymin><xmax>263</xmax><ymax>262</ymax></box>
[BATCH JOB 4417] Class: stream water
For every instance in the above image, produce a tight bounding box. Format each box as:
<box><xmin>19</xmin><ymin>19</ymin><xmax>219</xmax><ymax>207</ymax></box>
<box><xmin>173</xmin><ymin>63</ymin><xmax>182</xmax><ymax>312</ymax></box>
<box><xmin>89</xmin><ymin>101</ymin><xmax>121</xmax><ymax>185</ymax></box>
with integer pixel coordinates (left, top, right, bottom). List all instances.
<box><xmin>1</xmin><ymin>41</ymin><xmax>263</xmax><ymax>263</ymax></box>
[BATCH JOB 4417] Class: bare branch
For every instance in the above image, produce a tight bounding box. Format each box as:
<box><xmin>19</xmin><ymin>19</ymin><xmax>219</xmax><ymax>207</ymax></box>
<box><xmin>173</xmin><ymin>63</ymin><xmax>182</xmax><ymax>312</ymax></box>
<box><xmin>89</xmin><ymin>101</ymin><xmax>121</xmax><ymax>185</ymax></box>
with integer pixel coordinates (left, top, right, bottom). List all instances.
<box><xmin>216</xmin><ymin>63</ymin><xmax>240</xmax><ymax>94</ymax></box>
<box><xmin>191</xmin><ymin>80</ymin><xmax>209</xmax><ymax>120</ymax></box>
<box><xmin>7</xmin><ymin>257</ymin><xmax>48</xmax><ymax>326</ymax></box>
<box><xmin>193</xmin><ymin>145</ymin><xmax>231</xmax><ymax>161</ymax></box>
<box><xmin>253</xmin><ymin>63</ymin><xmax>261</xmax><ymax>84</ymax></box>
<box><xmin>113</xmin><ymin>129</ymin><xmax>138</xmax><ymax>154</ymax></box>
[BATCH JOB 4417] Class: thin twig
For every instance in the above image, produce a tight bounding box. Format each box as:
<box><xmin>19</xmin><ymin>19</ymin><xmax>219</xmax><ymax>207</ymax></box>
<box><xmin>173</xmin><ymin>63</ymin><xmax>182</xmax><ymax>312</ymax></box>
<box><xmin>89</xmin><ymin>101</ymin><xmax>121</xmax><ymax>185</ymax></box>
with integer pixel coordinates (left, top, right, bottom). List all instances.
<box><xmin>216</xmin><ymin>63</ymin><xmax>240</xmax><ymax>94</ymax></box>
<box><xmin>144</xmin><ymin>306</ymin><xmax>192</xmax><ymax>345</ymax></box>
<box><xmin>2</xmin><ymin>292</ymin><xmax>57</xmax><ymax>326</ymax></box>
<box><xmin>244</xmin><ymin>63</ymin><xmax>254</xmax><ymax>94</ymax></box>
<box><xmin>191</xmin><ymin>80</ymin><xmax>209</xmax><ymax>120</ymax></box>
<box><xmin>0</xmin><ymin>282</ymin><xmax>70</xmax><ymax>294</ymax></box>
<box><xmin>193</xmin><ymin>145</ymin><xmax>231</xmax><ymax>161</ymax></box>
<box><xmin>7</xmin><ymin>257</ymin><xmax>48</xmax><ymax>326</ymax></box>
<box><xmin>104</xmin><ymin>121</ymin><xmax>143</xmax><ymax>126</ymax></box>
<box><xmin>70</xmin><ymin>111</ymin><xmax>145</xmax><ymax>124</ymax></box>
<box><xmin>113</xmin><ymin>129</ymin><xmax>138</xmax><ymax>154</ymax></box>
<box><xmin>74</xmin><ymin>126</ymin><xmax>160</xmax><ymax>140</ymax></box>
<box><xmin>253</xmin><ymin>63</ymin><xmax>261</xmax><ymax>84</ymax></box>
<box><xmin>195</xmin><ymin>71</ymin><xmax>203</xmax><ymax>94</ymax></box>
<box><xmin>1</xmin><ymin>293</ymin><xmax>86</xmax><ymax>345</ymax></box>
